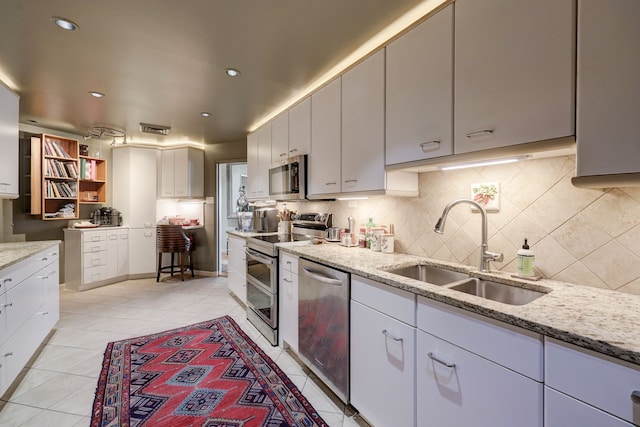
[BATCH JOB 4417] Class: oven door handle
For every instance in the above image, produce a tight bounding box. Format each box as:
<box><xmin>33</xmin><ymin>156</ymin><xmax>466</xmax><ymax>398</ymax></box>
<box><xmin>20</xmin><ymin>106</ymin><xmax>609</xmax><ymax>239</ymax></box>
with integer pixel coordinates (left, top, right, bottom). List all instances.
<box><xmin>245</xmin><ymin>248</ymin><xmax>275</xmax><ymax>265</ymax></box>
<box><xmin>301</xmin><ymin>267</ymin><xmax>343</xmax><ymax>286</ymax></box>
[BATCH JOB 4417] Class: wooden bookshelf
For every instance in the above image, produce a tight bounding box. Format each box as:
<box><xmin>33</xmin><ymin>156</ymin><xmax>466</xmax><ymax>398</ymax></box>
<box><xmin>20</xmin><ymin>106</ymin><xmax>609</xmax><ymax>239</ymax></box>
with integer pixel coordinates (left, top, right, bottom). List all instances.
<box><xmin>79</xmin><ymin>155</ymin><xmax>107</xmax><ymax>204</ymax></box>
<box><xmin>31</xmin><ymin>134</ymin><xmax>79</xmax><ymax>220</ymax></box>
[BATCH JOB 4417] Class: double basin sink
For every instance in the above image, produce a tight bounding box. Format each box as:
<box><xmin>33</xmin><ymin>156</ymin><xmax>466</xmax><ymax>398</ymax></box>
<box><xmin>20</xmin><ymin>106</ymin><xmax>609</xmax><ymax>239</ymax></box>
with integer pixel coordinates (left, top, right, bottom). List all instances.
<box><xmin>380</xmin><ymin>263</ymin><xmax>548</xmax><ymax>306</ymax></box>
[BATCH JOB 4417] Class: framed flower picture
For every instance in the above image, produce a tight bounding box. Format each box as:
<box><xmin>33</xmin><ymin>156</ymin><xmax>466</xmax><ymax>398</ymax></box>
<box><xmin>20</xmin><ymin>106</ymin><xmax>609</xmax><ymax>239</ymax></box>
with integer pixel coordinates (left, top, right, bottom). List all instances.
<box><xmin>471</xmin><ymin>182</ymin><xmax>500</xmax><ymax>212</ymax></box>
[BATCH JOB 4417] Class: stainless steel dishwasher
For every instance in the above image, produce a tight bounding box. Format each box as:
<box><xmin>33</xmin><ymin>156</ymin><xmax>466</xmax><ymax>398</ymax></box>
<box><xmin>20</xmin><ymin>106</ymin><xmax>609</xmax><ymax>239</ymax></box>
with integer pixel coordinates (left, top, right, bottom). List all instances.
<box><xmin>298</xmin><ymin>258</ymin><xmax>350</xmax><ymax>403</ymax></box>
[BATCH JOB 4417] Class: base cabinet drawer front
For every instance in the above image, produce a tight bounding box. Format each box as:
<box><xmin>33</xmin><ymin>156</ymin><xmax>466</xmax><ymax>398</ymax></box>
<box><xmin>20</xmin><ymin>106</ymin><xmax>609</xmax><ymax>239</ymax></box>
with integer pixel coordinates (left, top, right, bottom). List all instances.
<box><xmin>83</xmin><ymin>250</ymin><xmax>107</xmax><ymax>268</ymax></box>
<box><xmin>83</xmin><ymin>240</ymin><xmax>107</xmax><ymax>254</ymax></box>
<box><xmin>280</xmin><ymin>252</ymin><xmax>298</xmax><ymax>274</ymax></box>
<box><xmin>0</xmin><ymin>248</ymin><xmax>55</xmax><ymax>293</ymax></box>
<box><xmin>545</xmin><ymin>337</ymin><xmax>640</xmax><ymax>425</ymax></box>
<box><xmin>351</xmin><ymin>300</ymin><xmax>416</xmax><ymax>427</ymax></box>
<box><xmin>83</xmin><ymin>230</ymin><xmax>106</xmax><ymax>243</ymax></box>
<box><xmin>83</xmin><ymin>265</ymin><xmax>108</xmax><ymax>284</ymax></box>
<box><xmin>352</xmin><ymin>275</ymin><xmax>416</xmax><ymax>326</ymax></box>
<box><xmin>0</xmin><ymin>307</ymin><xmax>50</xmax><ymax>395</ymax></box>
<box><xmin>4</xmin><ymin>274</ymin><xmax>45</xmax><ymax>337</ymax></box>
<box><xmin>417</xmin><ymin>296</ymin><xmax>543</xmax><ymax>381</ymax></box>
<box><xmin>417</xmin><ymin>329</ymin><xmax>543</xmax><ymax>427</ymax></box>
<box><xmin>545</xmin><ymin>387</ymin><xmax>634</xmax><ymax>427</ymax></box>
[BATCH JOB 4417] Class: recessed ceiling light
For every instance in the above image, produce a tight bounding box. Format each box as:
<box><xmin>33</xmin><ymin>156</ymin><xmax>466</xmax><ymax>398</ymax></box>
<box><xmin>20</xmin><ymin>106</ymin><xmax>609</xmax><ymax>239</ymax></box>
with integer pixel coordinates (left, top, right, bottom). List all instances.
<box><xmin>225</xmin><ymin>68</ymin><xmax>240</xmax><ymax>77</ymax></box>
<box><xmin>200</xmin><ymin>112</ymin><xmax>212</xmax><ymax>117</ymax></box>
<box><xmin>50</xmin><ymin>17</ymin><xmax>79</xmax><ymax>31</ymax></box>
<box><xmin>89</xmin><ymin>91</ymin><xmax>105</xmax><ymax>98</ymax></box>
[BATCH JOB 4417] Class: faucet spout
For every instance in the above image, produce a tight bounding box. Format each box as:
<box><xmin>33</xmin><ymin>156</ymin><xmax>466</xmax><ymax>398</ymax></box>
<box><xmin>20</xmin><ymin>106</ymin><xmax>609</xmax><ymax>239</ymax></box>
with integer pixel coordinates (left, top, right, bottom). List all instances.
<box><xmin>433</xmin><ymin>198</ymin><xmax>503</xmax><ymax>272</ymax></box>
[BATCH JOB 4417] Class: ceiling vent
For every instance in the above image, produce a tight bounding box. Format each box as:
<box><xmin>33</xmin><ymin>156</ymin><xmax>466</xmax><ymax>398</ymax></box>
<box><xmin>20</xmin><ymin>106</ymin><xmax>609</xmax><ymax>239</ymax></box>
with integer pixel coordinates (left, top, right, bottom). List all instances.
<box><xmin>139</xmin><ymin>122</ymin><xmax>171</xmax><ymax>136</ymax></box>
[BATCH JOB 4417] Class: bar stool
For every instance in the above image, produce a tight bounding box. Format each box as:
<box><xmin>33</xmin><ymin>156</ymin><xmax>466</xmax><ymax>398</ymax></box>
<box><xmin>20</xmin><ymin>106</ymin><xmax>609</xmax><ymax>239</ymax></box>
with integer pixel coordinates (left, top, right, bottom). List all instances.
<box><xmin>156</xmin><ymin>224</ymin><xmax>194</xmax><ymax>281</ymax></box>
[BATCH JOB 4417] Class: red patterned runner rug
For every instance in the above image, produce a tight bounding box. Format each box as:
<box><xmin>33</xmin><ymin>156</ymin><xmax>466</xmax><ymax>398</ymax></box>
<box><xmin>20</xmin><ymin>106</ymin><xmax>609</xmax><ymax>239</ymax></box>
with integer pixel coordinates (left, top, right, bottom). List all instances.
<box><xmin>91</xmin><ymin>315</ymin><xmax>328</xmax><ymax>427</ymax></box>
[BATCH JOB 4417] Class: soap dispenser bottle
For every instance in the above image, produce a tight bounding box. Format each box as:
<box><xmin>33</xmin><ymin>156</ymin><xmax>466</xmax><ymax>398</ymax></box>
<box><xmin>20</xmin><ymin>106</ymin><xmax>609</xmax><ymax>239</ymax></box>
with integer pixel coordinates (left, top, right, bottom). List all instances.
<box><xmin>517</xmin><ymin>238</ymin><xmax>535</xmax><ymax>277</ymax></box>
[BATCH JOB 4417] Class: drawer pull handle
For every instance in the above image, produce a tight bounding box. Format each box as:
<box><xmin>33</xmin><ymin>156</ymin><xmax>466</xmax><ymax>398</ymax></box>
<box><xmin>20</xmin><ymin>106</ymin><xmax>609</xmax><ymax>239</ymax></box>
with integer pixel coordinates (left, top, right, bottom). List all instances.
<box><xmin>283</xmin><ymin>278</ymin><xmax>292</xmax><ymax>283</ymax></box>
<box><xmin>466</xmin><ymin>129</ymin><xmax>494</xmax><ymax>138</ymax></box>
<box><xmin>3</xmin><ymin>303</ymin><xmax>12</xmax><ymax>308</ymax></box>
<box><xmin>419</xmin><ymin>140</ymin><xmax>441</xmax><ymax>152</ymax></box>
<box><xmin>40</xmin><ymin>257</ymin><xmax>48</xmax><ymax>261</ymax></box>
<box><xmin>38</xmin><ymin>311</ymin><xmax>49</xmax><ymax>316</ymax></box>
<box><xmin>382</xmin><ymin>329</ymin><xmax>403</xmax><ymax>342</ymax></box>
<box><xmin>1</xmin><ymin>352</ymin><xmax>13</xmax><ymax>357</ymax></box>
<box><xmin>4</xmin><ymin>278</ymin><xmax>12</xmax><ymax>284</ymax></box>
<box><xmin>632</xmin><ymin>390</ymin><xmax>640</xmax><ymax>404</ymax></box>
<box><xmin>428</xmin><ymin>352</ymin><xmax>456</xmax><ymax>368</ymax></box>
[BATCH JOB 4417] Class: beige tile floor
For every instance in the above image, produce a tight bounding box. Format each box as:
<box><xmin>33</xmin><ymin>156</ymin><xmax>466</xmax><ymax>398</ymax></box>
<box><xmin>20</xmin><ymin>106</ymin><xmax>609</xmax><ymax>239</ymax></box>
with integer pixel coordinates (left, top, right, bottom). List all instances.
<box><xmin>0</xmin><ymin>275</ymin><xmax>367</xmax><ymax>427</ymax></box>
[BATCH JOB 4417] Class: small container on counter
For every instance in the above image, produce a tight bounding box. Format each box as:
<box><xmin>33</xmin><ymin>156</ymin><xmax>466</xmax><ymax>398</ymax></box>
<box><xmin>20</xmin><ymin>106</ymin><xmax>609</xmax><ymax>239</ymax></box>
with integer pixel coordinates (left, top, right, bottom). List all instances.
<box><xmin>370</xmin><ymin>227</ymin><xmax>386</xmax><ymax>251</ymax></box>
<box><xmin>381</xmin><ymin>234</ymin><xmax>394</xmax><ymax>253</ymax></box>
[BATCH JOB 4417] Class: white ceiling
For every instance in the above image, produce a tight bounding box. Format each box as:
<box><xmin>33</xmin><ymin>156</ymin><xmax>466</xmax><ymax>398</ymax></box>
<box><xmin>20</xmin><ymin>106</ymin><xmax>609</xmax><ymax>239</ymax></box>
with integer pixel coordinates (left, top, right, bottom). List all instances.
<box><xmin>0</xmin><ymin>0</ymin><xmax>432</xmax><ymax>146</ymax></box>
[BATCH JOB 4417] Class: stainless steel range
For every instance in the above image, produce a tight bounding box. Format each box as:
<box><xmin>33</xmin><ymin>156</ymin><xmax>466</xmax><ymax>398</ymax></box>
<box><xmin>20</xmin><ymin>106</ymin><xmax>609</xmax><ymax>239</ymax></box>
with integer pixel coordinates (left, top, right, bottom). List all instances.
<box><xmin>245</xmin><ymin>213</ymin><xmax>332</xmax><ymax>345</ymax></box>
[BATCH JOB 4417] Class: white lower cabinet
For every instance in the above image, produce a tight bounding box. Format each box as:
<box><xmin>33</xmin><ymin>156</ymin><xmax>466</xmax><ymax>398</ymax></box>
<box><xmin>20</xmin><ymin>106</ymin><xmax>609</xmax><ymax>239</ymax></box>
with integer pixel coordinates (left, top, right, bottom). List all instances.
<box><xmin>227</xmin><ymin>235</ymin><xmax>247</xmax><ymax>304</ymax></box>
<box><xmin>545</xmin><ymin>337</ymin><xmax>640</xmax><ymax>426</ymax></box>
<box><xmin>417</xmin><ymin>296</ymin><xmax>543</xmax><ymax>427</ymax></box>
<box><xmin>0</xmin><ymin>245</ymin><xmax>59</xmax><ymax>396</ymax></box>
<box><xmin>278</xmin><ymin>252</ymin><xmax>298</xmax><ymax>352</ymax></box>
<box><xmin>350</xmin><ymin>276</ymin><xmax>416</xmax><ymax>427</ymax></box>
<box><xmin>64</xmin><ymin>228</ymin><xmax>130</xmax><ymax>291</ymax></box>
<box><xmin>129</xmin><ymin>228</ymin><xmax>156</xmax><ymax>276</ymax></box>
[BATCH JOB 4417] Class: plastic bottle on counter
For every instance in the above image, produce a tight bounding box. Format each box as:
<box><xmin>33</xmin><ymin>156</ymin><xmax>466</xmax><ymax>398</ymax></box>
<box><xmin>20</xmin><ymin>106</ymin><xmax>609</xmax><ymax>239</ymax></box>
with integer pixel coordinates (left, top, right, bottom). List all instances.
<box><xmin>517</xmin><ymin>238</ymin><xmax>536</xmax><ymax>277</ymax></box>
<box><xmin>365</xmin><ymin>217</ymin><xmax>376</xmax><ymax>249</ymax></box>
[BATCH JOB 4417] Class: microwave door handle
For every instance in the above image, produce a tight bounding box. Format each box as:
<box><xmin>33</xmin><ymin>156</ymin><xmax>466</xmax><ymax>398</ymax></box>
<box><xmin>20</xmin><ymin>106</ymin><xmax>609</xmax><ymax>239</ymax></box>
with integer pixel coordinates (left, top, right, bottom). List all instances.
<box><xmin>291</xmin><ymin>163</ymin><xmax>299</xmax><ymax>192</ymax></box>
<box><xmin>301</xmin><ymin>267</ymin><xmax>343</xmax><ymax>286</ymax></box>
<box><xmin>245</xmin><ymin>248</ymin><xmax>274</xmax><ymax>265</ymax></box>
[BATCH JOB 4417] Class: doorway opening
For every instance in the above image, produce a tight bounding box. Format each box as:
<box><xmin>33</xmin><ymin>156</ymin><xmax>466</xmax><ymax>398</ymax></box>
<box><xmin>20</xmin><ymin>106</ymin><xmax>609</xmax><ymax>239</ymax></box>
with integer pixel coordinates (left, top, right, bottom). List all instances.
<box><xmin>216</xmin><ymin>162</ymin><xmax>247</xmax><ymax>276</ymax></box>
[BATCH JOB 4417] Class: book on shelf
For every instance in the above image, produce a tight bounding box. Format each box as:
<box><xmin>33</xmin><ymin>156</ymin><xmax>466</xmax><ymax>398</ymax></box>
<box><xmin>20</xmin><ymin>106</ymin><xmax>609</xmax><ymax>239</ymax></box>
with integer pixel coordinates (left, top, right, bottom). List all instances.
<box><xmin>44</xmin><ymin>138</ymin><xmax>72</xmax><ymax>158</ymax></box>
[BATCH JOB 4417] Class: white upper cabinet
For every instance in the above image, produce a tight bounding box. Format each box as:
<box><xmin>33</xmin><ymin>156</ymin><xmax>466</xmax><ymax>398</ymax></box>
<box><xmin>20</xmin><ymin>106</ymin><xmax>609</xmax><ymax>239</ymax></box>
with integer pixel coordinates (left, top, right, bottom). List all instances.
<box><xmin>270</xmin><ymin>111</ymin><xmax>289</xmax><ymax>165</ymax></box>
<box><xmin>287</xmin><ymin>97</ymin><xmax>311</xmax><ymax>158</ymax></box>
<box><xmin>247</xmin><ymin>123</ymin><xmax>270</xmax><ymax>200</ymax></box>
<box><xmin>386</xmin><ymin>4</ymin><xmax>453</xmax><ymax>166</ymax></box>
<box><xmin>308</xmin><ymin>77</ymin><xmax>341</xmax><ymax>198</ymax></box>
<box><xmin>453</xmin><ymin>0</ymin><xmax>575</xmax><ymax>154</ymax></box>
<box><xmin>159</xmin><ymin>148</ymin><xmax>204</xmax><ymax>198</ymax></box>
<box><xmin>0</xmin><ymin>83</ymin><xmax>19</xmax><ymax>199</ymax></box>
<box><xmin>572</xmin><ymin>0</ymin><xmax>640</xmax><ymax>187</ymax></box>
<box><xmin>341</xmin><ymin>50</ymin><xmax>385</xmax><ymax>193</ymax></box>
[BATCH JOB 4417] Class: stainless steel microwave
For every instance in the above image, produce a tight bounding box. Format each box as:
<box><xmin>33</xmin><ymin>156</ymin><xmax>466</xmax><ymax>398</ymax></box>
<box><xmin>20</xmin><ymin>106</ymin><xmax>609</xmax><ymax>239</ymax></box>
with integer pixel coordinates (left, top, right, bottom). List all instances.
<box><xmin>268</xmin><ymin>155</ymin><xmax>306</xmax><ymax>201</ymax></box>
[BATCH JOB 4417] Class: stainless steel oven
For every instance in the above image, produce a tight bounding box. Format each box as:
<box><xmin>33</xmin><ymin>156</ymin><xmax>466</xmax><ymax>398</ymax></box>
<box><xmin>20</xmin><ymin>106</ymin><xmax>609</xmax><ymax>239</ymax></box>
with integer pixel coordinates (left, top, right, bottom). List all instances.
<box><xmin>245</xmin><ymin>247</ymin><xmax>278</xmax><ymax>344</ymax></box>
<box><xmin>245</xmin><ymin>213</ymin><xmax>332</xmax><ymax>346</ymax></box>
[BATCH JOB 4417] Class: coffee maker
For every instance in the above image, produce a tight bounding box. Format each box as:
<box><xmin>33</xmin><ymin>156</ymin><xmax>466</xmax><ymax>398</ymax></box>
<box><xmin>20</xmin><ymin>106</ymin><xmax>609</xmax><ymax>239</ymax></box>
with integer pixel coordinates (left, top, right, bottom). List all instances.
<box><xmin>90</xmin><ymin>207</ymin><xmax>122</xmax><ymax>227</ymax></box>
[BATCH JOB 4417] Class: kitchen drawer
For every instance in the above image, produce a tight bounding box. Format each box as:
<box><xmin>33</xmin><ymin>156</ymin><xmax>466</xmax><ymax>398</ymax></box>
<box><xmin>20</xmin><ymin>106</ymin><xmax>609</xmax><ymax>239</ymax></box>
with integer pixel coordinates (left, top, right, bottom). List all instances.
<box><xmin>83</xmin><ymin>240</ymin><xmax>107</xmax><ymax>253</ymax></box>
<box><xmin>280</xmin><ymin>252</ymin><xmax>298</xmax><ymax>274</ymax></box>
<box><xmin>545</xmin><ymin>337</ymin><xmax>640</xmax><ymax>425</ymax></box>
<box><xmin>0</xmin><ymin>247</ymin><xmax>57</xmax><ymax>293</ymax></box>
<box><xmin>83</xmin><ymin>250</ymin><xmax>107</xmax><ymax>267</ymax></box>
<box><xmin>352</xmin><ymin>275</ymin><xmax>415</xmax><ymax>326</ymax></box>
<box><xmin>83</xmin><ymin>230</ymin><xmax>106</xmax><ymax>243</ymax></box>
<box><xmin>83</xmin><ymin>265</ymin><xmax>108</xmax><ymax>284</ymax></box>
<box><xmin>418</xmin><ymin>296</ymin><xmax>543</xmax><ymax>381</ymax></box>
<box><xmin>417</xmin><ymin>328</ymin><xmax>543</xmax><ymax>427</ymax></box>
<box><xmin>545</xmin><ymin>386</ymin><xmax>633</xmax><ymax>427</ymax></box>
<box><xmin>4</xmin><ymin>273</ymin><xmax>46</xmax><ymax>339</ymax></box>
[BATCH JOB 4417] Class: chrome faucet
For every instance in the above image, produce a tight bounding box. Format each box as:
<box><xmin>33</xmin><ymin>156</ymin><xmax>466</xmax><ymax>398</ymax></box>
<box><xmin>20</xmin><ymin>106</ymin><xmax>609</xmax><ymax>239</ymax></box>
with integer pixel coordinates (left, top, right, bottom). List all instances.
<box><xmin>434</xmin><ymin>198</ymin><xmax>504</xmax><ymax>272</ymax></box>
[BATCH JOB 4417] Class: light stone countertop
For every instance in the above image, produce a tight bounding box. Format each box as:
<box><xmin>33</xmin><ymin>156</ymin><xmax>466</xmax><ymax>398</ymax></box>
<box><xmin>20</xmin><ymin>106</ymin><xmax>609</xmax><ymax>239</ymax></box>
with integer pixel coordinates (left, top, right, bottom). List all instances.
<box><xmin>0</xmin><ymin>241</ymin><xmax>61</xmax><ymax>270</ymax></box>
<box><xmin>268</xmin><ymin>239</ymin><xmax>640</xmax><ymax>366</ymax></box>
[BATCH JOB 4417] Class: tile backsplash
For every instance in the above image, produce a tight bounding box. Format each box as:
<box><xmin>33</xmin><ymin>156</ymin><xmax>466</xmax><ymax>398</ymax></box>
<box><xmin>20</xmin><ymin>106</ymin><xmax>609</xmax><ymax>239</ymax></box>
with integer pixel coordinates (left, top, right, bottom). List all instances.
<box><xmin>290</xmin><ymin>155</ymin><xmax>640</xmax><ymax>296</ymax></box>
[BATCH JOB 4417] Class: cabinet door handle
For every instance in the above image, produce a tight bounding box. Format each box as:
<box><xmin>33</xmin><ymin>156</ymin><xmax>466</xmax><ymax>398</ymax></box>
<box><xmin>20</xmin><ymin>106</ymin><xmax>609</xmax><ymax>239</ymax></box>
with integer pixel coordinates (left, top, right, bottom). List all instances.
<box><xmin>37</xmin><ymin>311</ymin><xmax>49</xmax><ymax>316</ymax></box>
<box><xmin>40</xmin><ymin>257</ymin><xmax>48</xmax><ymax>261</ymax></box>
<box><xmin>325</xmin><ymin>181</ymin><xmax>336</xmax><ymax>186</ymax></box>
<box><xmin>3</xmin><ymin>278</ymin><xmax>10</xmax><ymax>285</ymax></box>
<box><xmin>382</xmin><ymin>329</ymin><xmax>403</xmax><ymax>342</ymax></box>
<box><xmin>344</xmin><ymin>179</ymin><xmax>357</xmax><ymax>184</ymax></box>
<box><xmin>632</xmin><ymin>390</ymin><xmax>640</xmax><ymax>404</ymax></box>
<box><xmin>279</xmin><ymin>152</ymin><xmax>287</xmax><ymax>157</ymax></box>
<box><xmin>466</xmin><ymin>129</ymin><xmax>494</xmax><ymax>138</ymax></box>
<box><xmin>419</xmin><ymin>141</ymin><xmax>441</xmax><ymax>152</ymax></box>
<box><xmin>428</xmin><ymin>352</ymin><xmax>456</xmax><ymax>368</ymax></box>
<box><xmin>283</xmin><ymin>278</ymin><xmax>292</xmax><ymax>283</ymax></box>
<box><xmin>1</xmin><ymin>352</ymin><xmax>13</xmax><ymax>357</ymax></box>
<box><xmin>289</xmin><ymin>148</ymin><xmax>298</xmax><ymax>153</ymax></box>
<box><xmin>3</xmin><ymin>303</ymin><xmax>12</xmax><ymax>308</ymax></box>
